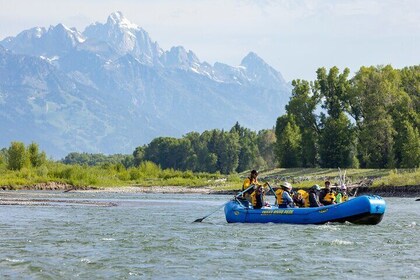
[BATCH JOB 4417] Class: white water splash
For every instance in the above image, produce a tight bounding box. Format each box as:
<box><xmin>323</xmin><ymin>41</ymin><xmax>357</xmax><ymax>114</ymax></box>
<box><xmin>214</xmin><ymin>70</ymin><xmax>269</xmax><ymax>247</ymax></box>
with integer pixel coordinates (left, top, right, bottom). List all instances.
<box><xmin>101</xmin><ymin>238</ymin><xmax>116</xmax><ymax>241</ymax></box>
<box><xmin>407</xmin><ymin>222</ymin><xmax>416</xmax><ymax>228</ymax></box>
<box><xmin>315</xmin><ymin>224</ymin><xmax>341</xmax><ymax>231</ymax></box>
<box><xmin>5</xmin><ymin>258</ymin><xmax>24</xmax><ymax>263</ymax></box>
<box><xmin>331</xmin><ymin>239</ymin><xmax>354</xmax><ymax>246</ymax></box>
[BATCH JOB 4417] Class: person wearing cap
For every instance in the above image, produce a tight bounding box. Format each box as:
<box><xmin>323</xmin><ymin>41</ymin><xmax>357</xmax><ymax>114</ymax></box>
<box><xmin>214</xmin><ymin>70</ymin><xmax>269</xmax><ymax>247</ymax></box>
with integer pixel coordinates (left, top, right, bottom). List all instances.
<box><xmin>275</xmin><ymin>182</ymin><xmax>295</xmax><ymax>208</ymax></box>
<box><xmin>309</xmin><ymin>184</ymin><xmax>322</xmax><ymax>207</ymax></box>
<box><xmin>335</xmin><ymin>185</ymin><xmax>349</xmax><ymax>203</ymax></box>
<box><xmin>320</xmin><ymin>180</ymin><xmax>336</xmax><ymax>205</ymax></box>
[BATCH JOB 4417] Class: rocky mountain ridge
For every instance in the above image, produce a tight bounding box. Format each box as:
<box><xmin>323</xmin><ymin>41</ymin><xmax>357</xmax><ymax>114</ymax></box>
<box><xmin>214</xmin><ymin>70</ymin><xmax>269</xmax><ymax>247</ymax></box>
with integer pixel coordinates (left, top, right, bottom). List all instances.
<box><xmin>0</xmin><ymin>12</ymin><xmax>291</xmax><ymax>158</ymax></box>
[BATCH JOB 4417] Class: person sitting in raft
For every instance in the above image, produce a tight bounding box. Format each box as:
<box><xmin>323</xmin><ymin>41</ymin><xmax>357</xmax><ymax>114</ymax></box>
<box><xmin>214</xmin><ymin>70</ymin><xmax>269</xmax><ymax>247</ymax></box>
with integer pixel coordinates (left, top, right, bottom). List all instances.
<box><xmin>275</xmin><ymin>182</ymin><xmax>295</xmax><ymax>208</ymax></box>
<box><xmin>335</xmin><ymin>185</ymin><xmax>349</xmax><ymax>203</ymax></box>
<box><xmin>250</xmin><ymin>185</ymin><xmax>265</xmax><ymax>209</ymax></box>
<box><xmin>242</xmin><ymin>169</ymin><xmax>259</xmax><ymax>202</ymax></box>
<box><xmin>320</xmin><ymin>180</ymin><xmax>336</xmax><ymax>205</ymax></box>
<box><xmin>292</xmin><ymin>190</ymin><xmax>305</xmax><ymax>208</ymax></box>
<box><xmin>297</xmin><ymin>189</ymin><xmax>310</xmax><ymax>207</ymax></box>
<box><xmin>242</xmin><ymin>170</ymin><xmax>268</xmax><ymax>203</ymax></box>
<box><xmin>308</xmin><ymin>184</ymin><xmax>322</xmax><ymax>207</ymax></box>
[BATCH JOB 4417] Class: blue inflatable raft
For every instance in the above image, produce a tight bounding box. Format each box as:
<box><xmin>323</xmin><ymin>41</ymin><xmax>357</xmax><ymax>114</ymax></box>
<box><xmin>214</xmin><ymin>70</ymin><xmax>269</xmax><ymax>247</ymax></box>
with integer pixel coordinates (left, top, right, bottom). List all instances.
<box><xmin>224</xmin><ymin>195</ymin><xmax>386</xmax><ymax>225</ymax></box>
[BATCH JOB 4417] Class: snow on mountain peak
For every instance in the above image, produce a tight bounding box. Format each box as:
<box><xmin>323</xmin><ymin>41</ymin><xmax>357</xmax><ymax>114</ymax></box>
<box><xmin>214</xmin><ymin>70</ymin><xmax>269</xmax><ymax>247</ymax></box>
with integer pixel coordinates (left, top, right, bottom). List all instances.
<box><xmin>107</xmin><ymin>11</ymin><xmax>139</xmax><ymax>30</ymax></box>
<box><xmin>49</xmin><ymin>23</ymin><xmax>85</xmax><ymax>43</ymax></box>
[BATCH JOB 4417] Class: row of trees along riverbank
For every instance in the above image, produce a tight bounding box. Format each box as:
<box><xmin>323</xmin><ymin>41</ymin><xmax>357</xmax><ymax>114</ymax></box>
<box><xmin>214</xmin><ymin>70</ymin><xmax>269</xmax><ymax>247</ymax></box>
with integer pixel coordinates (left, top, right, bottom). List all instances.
<box><xmin>1</xmin><ymin>142</ymin><xmax>419</xmax><ymax>190</ymax></box>
<box><xmin>127</xmin><ymin>65</ymin><xmax>419</xmax><ymax>173</ymax></box>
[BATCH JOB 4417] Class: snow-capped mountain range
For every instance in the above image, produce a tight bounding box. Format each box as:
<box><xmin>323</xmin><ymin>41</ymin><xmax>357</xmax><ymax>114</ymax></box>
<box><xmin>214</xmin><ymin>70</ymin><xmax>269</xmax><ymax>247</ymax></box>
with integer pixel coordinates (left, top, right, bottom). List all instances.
<box><xmin>0</xmin><ymin>12</ymin><xmax>291</xmax><ymax>158</ymax></box>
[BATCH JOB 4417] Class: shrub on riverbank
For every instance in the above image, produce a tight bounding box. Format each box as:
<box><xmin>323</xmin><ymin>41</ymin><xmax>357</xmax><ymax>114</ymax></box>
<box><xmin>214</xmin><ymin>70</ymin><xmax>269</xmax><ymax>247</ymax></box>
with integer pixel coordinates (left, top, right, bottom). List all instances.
<box><xmin>372</xmin><ymin>169</ymin><xmax>420</xmax><ymax>187</ymax></box>
<box><xmin>253</xmin><ymin>168</ymin><xmax>419</xmax><ymax>190</ymax></box>
<box><xmin>1</xmin><ymin>159</ymin><xmax>418</xmax><ymax>190</ymax></box>
<box><xmin>0</xmin><ymin>161</ymin><xmax>230</xmax><ymax>189</ymax></box>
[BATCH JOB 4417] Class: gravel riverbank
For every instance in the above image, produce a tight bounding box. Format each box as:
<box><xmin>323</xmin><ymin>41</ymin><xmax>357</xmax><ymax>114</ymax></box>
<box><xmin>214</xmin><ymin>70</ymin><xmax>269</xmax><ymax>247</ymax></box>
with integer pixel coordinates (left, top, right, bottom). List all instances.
<box><xmin>1</xmin><ymin>183</ymin><xmax>419</xmax><ymax>197</ymax></box>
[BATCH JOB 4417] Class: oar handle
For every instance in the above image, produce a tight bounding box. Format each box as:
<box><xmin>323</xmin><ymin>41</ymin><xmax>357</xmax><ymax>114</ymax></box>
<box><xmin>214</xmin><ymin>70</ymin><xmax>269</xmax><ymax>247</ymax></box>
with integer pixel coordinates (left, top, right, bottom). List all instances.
<box><xmin>194</xmin><ymin>185</ymin><xmax>256</xmax><ymax>223</ymax></box>
<box><xmin>235</xmin><ymin>184</ymin><xmax>256</xmax><ymax>198</ymax></box>
<box><xmin>266</xmin><ymin>182</ymin><xmax>278</xmax><ymax>204</ymax></box>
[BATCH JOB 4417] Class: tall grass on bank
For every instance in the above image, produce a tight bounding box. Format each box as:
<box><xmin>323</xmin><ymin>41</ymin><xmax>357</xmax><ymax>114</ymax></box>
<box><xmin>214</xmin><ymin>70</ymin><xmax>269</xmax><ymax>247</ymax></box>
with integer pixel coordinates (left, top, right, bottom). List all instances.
<box><xmin>0</xmin><ymin>161</ymin><xmax>233</xmax><ymax>189</ymax></box>
<box><xmin>372</xmin><ymin>169</ymin><xmax>420</xmax><ymax>187</ymax></box>
<box><xmin>254</xmin><ymin>168</ymin><xmax>419</xmax><ymax>189</ymax></box>
<box><xmin>0</xmin><ymin>162</ymin><xmax>418</xmax><ymax>190</ymax></box>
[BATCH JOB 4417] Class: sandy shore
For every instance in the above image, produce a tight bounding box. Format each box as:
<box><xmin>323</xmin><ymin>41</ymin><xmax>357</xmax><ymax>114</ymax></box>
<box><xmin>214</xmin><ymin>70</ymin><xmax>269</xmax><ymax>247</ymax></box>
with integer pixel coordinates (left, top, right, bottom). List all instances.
<box><xmin>0</xmin><ymin>185</ymin><xmax>223</xmax><ymax>207</ymax></box>
<box><xmin>1</xmin><ymin>183</ymin><xmax>222</xmax><ymax>194</ymax></box>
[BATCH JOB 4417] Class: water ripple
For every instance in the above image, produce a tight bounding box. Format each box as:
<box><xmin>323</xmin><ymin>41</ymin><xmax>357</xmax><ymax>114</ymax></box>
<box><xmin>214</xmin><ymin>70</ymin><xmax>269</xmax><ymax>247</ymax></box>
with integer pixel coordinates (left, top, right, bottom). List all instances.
<box><xmin>1</xmin><ymin>194</ymin><xmax>419</xmax><ymax>279</ymax></box>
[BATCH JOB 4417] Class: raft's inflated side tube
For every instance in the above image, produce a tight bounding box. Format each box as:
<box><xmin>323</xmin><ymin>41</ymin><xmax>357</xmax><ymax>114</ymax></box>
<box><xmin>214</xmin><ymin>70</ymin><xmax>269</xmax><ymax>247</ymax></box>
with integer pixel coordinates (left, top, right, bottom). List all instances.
<box><xmin>224</xmin><ymin>195</ymin><xmax>386</xmax><ymax>225</ymax></box>
<box><xmin>341</xmin><ymin>195</ymin><xmax>386</xmax><ymax>225</ymax></box>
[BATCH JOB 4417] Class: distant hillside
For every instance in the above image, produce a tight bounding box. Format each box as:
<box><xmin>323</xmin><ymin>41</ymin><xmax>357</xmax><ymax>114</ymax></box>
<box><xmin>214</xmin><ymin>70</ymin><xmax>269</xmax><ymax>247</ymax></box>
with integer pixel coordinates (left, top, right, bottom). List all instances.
<box><xmin>0</xmin><ymin>12</ymin><xmax>291</xmax><ymax>158</ymax></box>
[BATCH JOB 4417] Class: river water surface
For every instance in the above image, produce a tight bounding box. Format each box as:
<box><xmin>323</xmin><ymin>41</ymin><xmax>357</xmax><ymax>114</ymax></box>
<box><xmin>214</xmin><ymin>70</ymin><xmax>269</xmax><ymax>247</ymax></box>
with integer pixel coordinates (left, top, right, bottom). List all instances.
<box><xmin>0</xmin><ymin>191</ymin><xmax>419</xmax><ymax>279</ymax></box>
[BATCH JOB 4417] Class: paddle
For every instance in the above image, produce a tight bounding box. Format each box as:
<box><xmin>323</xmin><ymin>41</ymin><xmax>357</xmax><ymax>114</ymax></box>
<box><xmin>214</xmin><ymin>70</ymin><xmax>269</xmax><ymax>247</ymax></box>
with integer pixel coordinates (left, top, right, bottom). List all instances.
<box><xmin>266</xmin><ymin>182</ymin><xmax>277</xmax><ymax>204</ymax></box>
<box><xmin>193</xmin><ymin>184</ymin><xmax>255</xmax><ymax>223</ymax></box>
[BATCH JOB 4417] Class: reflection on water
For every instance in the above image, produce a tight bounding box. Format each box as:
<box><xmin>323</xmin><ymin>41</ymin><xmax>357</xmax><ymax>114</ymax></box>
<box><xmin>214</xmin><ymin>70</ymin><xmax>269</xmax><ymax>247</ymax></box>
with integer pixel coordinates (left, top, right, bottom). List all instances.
<box><xmin>1</xmin><ymin>192</ymin><xmax>419</xmax><ymax>279</ymax></box>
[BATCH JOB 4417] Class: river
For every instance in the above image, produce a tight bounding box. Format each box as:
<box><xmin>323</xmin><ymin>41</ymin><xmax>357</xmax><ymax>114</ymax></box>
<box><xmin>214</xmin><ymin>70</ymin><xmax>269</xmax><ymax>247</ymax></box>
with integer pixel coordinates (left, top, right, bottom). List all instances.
<box><xmin>0</xmin><ymin>191</ymin><xmax>419</xmax><ymax>279</ymax></box>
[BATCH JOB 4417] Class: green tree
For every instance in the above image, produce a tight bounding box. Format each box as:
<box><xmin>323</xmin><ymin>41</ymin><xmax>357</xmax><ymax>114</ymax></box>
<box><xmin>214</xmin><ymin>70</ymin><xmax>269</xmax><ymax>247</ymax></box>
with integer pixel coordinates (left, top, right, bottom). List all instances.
<box><xmin>400</xmin><ymin>121</ymin><xmax>420</xmax><ymax>168</ymax></box>
<box><xmin>187</xmin><ymin>131</ymin><xmax>218</xmax><ymax>173</ymax></box>
<box><xmin>133</xmin><ymin>146</ymin><xmax>145</xmax><ymax>167</ymax></box>
<box><xmin>0</xmin><ymin>148</ymin><xmax>7</xmax><ymax>167</ymax></box>
<box><xmin>230</xmin><ymin>122</ymin><xmax>264</xmax><ymax>172</ymax></box>
<box><xmin>275</xmin><ymin>115</ymin><xmax>302</xmax><ymax>167</ymax></box>
<box><xmin>319</xmin><ymin>113</ymin><xmax>355</xmax><ymax>168</ymax></box>
<box><xmin>27</xmin><ymin>142</ymin><xmax>46</xmax><ymax>167</ymax></box>
<box><xmin>316</xmin><ymin>66</ymin><xmax>351</xmax><ymax>119</ymax></box>
<box><xmin>257</xmin><ymin>129</ymin><xmax>277</xmax><ymax>169</ymax></box>
<box><xmin>214</xmin><ymin>131</ymin><xmax>240</xmax><ymax>174</ymax></box>
<box><xmin>400</xmin><ymin>65</ymin><xmax>420</xmax><ymax>120</ymax></box>
<box><xmin>7</xmin><ymin>141</ymin><xmax>27</xmax><ymax>170</ymax></box>
<box><xmin>350</xmin><ymin>66</ymin><xmax>399</xmax><ymax>168</ymax></box>
<box><xmin>287</xmin><ymin>79</ymin><xmax>321</xmax><ymax>167</ymax></box>
<box><xmin>143</xmin><ymin>137</ymin><xmax>195</xmax><ymax>171</ymax></box>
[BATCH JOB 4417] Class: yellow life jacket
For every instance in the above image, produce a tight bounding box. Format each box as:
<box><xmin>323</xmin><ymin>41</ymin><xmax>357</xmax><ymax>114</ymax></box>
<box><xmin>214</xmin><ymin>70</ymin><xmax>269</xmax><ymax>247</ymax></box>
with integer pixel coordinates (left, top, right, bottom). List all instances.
<box><xmin>297</xmin><ymin>189</ymin><xmax>309</xmax><ymax>207</ymax></box>
<box><xmin>242</xmin><ymin>177</ymin><xmax>258</xmax><ymax>191</ymax></box>
<box><xmin>275</xmin><ymin>189</ymin><xmax>284</xmax><ymax>205</ymax></box>
<box><xmin>250</xmin><ymin>191</ymin><xmax>257</xmax><ymax>206</ymax></box>
<box><xmin>250</xmin><ymin>190</ymin><xmax>265</xmax><ymax>207</ymax></box>
<box><xmin>324</xmin><ymin>192</ymin><xmax>336</xmax><ymax>204</ymax></box>
<box><xmin>342</xmin><ymin>194</ymin><xmax>349</xmax><ymax>202</ymax></box>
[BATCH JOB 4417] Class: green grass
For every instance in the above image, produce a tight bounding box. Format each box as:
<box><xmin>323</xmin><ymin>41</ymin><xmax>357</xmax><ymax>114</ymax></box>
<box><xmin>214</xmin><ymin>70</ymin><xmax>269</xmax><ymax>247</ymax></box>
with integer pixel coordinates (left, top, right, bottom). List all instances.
<box><xmin>372</xmin><ymin>168</ymin><xmax>420</xmax><ymax>187</ymax></box>
<box><xmin>240</xmin><ymin>168</ymin><xmax>418</xmax><ymax>190</ymax></box>
<box><xmin>0</xmin><ymin>162</ymin><xmax>418</xmax><ymax>191</ymax></box>
<box><xmin>0</xmin><ymin>161</ymin><xmax>228</xmax><ymax>189</ymax></box>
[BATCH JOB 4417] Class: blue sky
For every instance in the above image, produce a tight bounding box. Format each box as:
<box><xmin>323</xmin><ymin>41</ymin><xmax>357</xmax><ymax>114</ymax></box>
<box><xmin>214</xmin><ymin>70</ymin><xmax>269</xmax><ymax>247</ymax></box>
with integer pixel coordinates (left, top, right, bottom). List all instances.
<box><xmin>0</xmin><ymin>0</ymin><xmax>418</xmax><ymax>81</ymax></box>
